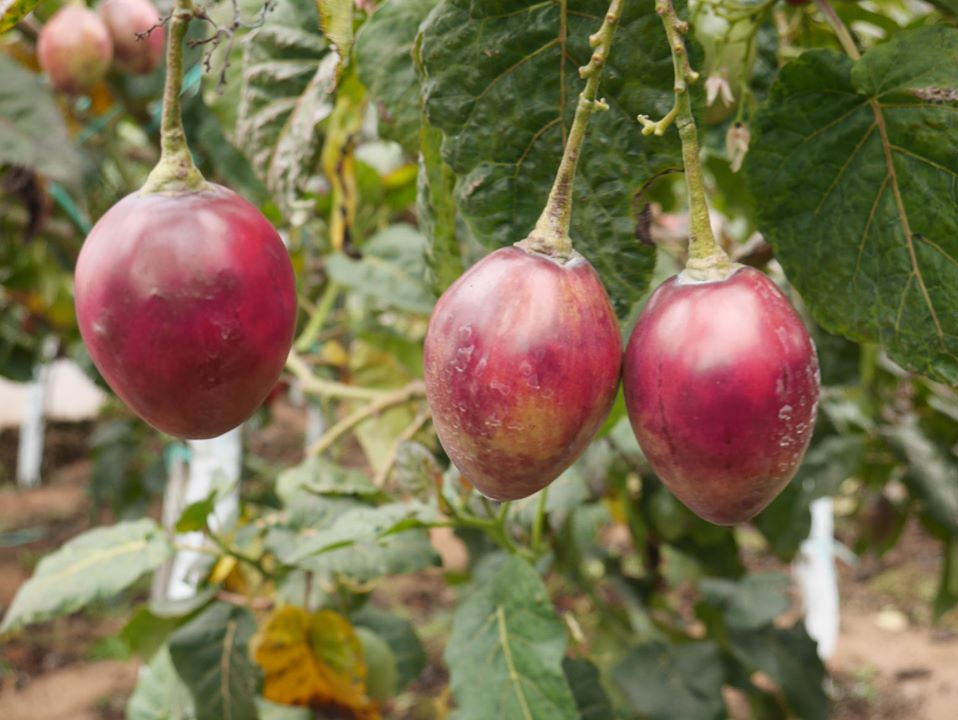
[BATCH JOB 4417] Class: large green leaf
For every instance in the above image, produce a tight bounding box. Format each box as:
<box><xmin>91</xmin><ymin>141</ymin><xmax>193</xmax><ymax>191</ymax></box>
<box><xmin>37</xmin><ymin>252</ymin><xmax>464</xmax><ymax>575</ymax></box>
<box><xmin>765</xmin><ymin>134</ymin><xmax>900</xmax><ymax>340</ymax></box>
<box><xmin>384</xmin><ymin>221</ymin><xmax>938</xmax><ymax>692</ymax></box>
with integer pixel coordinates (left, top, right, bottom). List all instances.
<box><xmin>276</xmin><ymin>456</ymin><xmax>380</xmax><ymax>503</ymax></box>
<box><xmin>126</xmin><ymin>646</ymin><xmax>195</xmax><ymax>720</ymax></box>
<box><xmin>0</xmin><ymin>56</ymin><xmax>81</xmax><ymax>182</ymax></box>
<box><xmin>355</xmin><ymin>0</ymin><xmax>437</xmax><ymax>152</ymax></box>
<box><xmin>418</xmin><ymin>117</ymin><xmax>462</xmax><ymax>295</ymax></box>
<box><xmin>0</xmin><ymin>0</ymin><xmax>38</xmax><ymax>33</ymax></box>
<box><xmin>699</xmin><ymin>573</ymin><xmax>790</xmax><ymax>630</ymax></box>
<box><xmin>235</xmin><ymin>0</ymin><xmax>335</xmax><ymax>219</ymax></box>
<box><xmin>445</xmin><ymin>555</ymin><xmax>578</xmax><ymax>720</ymax></box>
<box><xmin>2</xmin><ymin>519</ymin><xmax>172</xmax><ymax>632</ymax></box>
<box><xmin>746</xmin><ymin>26</ymin><xmax>958</xmax><ymax>384</ymax></box>
<box><xmin>729</xmin><ymin>624</ymin><xmax>828</xmax><ymax>720</ymax></box>
<box><xmin>169</xmin><ymin>603</ymin><xmax>261</xmax><ymax>720</ymax></box>
<box><xmin>612</xmin><ymin>641</ymin><xmax>726</xmax><ymax>720</ymax></box>
<box><xmin>418</xmin><ymin>0</ymin><xmax>683</xmax><ymax>315</ymax></box>
<box><xmin>325</xmin><ymin>224</ymin><xmax>436</xmax><ymax>314</ymax></box>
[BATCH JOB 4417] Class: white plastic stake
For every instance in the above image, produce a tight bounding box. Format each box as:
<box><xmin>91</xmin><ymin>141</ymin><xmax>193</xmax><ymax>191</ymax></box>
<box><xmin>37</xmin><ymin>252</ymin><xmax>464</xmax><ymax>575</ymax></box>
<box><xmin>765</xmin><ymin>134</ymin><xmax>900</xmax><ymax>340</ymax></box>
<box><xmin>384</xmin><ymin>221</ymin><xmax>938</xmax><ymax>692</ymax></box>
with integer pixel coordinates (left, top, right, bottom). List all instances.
<box><xmin>16</xmin><ymin>337</ymin><xmax>59</xmax><ymax>488</ymax></box>
<box><xmin>793</xmin><ymin>497</ymin><xmax>840</xmax><ymax>660</ymax></box>
<box><xmin>152</xmin><ymin>427</ymin><xmax>243</xmax><ymax>602</ymax></box>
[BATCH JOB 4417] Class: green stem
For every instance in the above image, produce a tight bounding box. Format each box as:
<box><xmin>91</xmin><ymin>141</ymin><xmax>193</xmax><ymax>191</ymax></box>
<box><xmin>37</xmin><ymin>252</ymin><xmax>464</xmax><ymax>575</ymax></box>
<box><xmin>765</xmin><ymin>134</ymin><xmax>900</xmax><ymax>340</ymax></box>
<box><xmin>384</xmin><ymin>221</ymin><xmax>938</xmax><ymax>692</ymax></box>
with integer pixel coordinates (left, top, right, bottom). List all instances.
<box><xmin>519</xmin><ymin>0</ymin><xmax>624</xmax><ymax>259</ymax></box>
<box><xmin>640</xmin><ymin>0</ymin><xmax>733</xmax><ymax>281</ymax></box>
<box><xmin>531</xmin><ymin>487</ymin><xmax>549</xmax><ymax>555</ymax></box>
<box><xmin>813</xmin><ymin>0</ymin><xmax>861</xmax><ymax>60</ymax></box>
<box><xmin>294</xmin><ymin>281</ymin><xmax>340</xmax><ymax>352</ymax></box>
<box><xmin>141</xmin><ymin>0</ymin><xmax>208</xmax><ymax>194</ymax></box>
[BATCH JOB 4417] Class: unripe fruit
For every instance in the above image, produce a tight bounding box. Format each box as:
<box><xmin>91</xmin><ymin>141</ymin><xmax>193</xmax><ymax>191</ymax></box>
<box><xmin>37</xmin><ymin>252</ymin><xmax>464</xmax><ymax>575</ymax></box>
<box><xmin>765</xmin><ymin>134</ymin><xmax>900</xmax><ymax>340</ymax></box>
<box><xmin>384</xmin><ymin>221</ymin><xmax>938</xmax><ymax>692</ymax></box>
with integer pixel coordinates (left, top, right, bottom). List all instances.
<box><xmin>75</xmin><ymin>184</ymin><xmax>297</xmax><ymax>439</ymax></box>
<box><xmin>623</xmin><ymin>266</ymin><xmax>819</xmax><ymax>525</ymax></box>
<box><xmin>424</xmin><ymin>246</ymin><xmax>621</xmax><ymax>501</ymax></box>
<box><xmin>37</xmin><ymin>5</ymin><xmax>113</xmax><ymax>95</ymax></box>
<box><xmin>98</xmin><ymin>0</ymin><xmax>165</xmax><ymax>75</ymax></box>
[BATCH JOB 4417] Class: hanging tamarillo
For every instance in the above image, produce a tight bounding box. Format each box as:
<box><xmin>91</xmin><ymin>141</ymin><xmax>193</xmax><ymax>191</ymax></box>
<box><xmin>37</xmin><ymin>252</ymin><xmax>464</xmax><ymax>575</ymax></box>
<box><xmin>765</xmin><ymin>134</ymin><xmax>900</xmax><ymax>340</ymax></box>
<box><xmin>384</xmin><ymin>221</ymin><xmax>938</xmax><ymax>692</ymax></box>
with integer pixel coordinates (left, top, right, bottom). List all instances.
<box><xmin>422</xmin><ymin>9</ymin><xmax>626</xmax><ymax>501</ymax></box>
<box><xmin>74</xmin><ymin>1</ymin><xmax>296</xmax><ymax>439</ymax></box>
<box><xmin>98</xmin><ymin>0</ymin><xmax>166</xmax><ymax>75</ymax></box>
<box><xmin>38</xmin><ymin>5</ymin><xmax>113</xmax><ymax>95</ymax></box>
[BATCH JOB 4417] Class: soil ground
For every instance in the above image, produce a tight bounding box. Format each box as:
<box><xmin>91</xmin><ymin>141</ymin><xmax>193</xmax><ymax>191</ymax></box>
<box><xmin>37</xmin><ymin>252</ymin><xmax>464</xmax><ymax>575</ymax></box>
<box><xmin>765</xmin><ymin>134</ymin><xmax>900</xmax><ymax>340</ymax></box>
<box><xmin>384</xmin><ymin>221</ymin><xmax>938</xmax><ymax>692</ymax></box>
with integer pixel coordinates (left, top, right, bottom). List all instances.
<box><xmin>0</xmin><ymin>415</ymin><xmax>956</xmax><ymax>719</ymax></box>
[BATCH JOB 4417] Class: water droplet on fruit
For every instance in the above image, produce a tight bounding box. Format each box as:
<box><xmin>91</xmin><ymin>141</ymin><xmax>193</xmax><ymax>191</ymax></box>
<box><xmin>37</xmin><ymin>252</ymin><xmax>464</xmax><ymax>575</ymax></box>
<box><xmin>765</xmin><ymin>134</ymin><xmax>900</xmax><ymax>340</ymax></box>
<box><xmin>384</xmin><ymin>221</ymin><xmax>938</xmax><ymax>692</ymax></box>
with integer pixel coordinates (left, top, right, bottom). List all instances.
<box><xmin>779</xmin><ymin>435</ymin><xmax>794</xmax><ymax>448</ymax></box>
<box><xmin>458</xmin><ymin>325</ymin><xmax>473</xmax><ymax>340</ymax></box>
<box><xmin>778</xmin><ymin>405</ymin><xmax>793</xmax><ymax>421</ymax></box>
<box><xmin>476</xmin><ymin>358</ymin><xmax>487</xmax><ymax>373</ymax></box>
<box><xmin>519</xmin><ymin>361</ymin><xmax>540</xmax><ymax>389</ymax></box>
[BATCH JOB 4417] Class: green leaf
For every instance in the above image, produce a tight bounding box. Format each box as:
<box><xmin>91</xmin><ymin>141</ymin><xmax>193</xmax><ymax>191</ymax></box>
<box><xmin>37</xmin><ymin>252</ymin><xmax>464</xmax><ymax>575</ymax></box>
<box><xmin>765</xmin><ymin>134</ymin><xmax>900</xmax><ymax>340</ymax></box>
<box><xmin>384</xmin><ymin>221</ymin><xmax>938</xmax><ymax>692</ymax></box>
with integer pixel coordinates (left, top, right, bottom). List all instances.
<box><xmin>563</xmin><ymin>657</ymin><xmax>616</xmax><ymax>720</ymax></box>
<box><xmin>122</xmin><ymin>608</ymin><xmax>185</xmax><ymax>661</ymax></box>
<box><xmin>126</xmin><ymin>646</ymin><xmax>195</xmax><ymax>720</ymax></box>
<box><xmin>883</xmin><ymin>418</ymin><xmax>958</xmax><ymax>534</ymax></box>
<box><xmin>445</xmin><ymin>555</ymin><xmax>578</xmax><ymax>720</ymax></box>
<box><xmin>419</xmin><ymin>117</ymin><xmax>463</xmax><ymax>296</ymax></box>
<box><xmin>418</xmin><ymin>0</ymin><xmax>683</xmax><ymax>315</ymax></box>
<box><xmin>351</xmin><ymin>605</ymin><xmax>427</xmax><ymax>690</ymax></box>
<box><xmin>280</xmin><ymin>501</ymin><xmax>440</xmax><ymax>564</ymax></box>
<box><xmin>276</xmin><ymin>456</ymin><xmax>380</xmax><ymax>504</ymax></box>
<box><xmin>612</xmin><ymin>641</ymin><xmax>726</xmax><ymax>720</ymax></box>
<box><xmin>0</xmin><ymin>0</ymin><xmax>38</xmax><ymax>33</ymax></box>
<box><xmin>2</xmin><ymin>519</ymin><xmax>172</xmax><ymax>632</ymax></box>
<box><xmin>325</xmin><ymin>224</ymin><xmax>436</xmax><ymax>314</ymax></box>
<box><xmin>699</xmin><ymin>573</ymin><xmax>790</xmax><ymax>630</ymax></box>
<box><xmin>236</xmin><ymin>0</ymin><xmax>335</xmax><ymax>219</ymax></box>
<box><xmin>355</xmin><ymin>0</ymin><xmax>436</xmax><ymax>151</ymax></box>
<box><xmin>0</xmin><ymin>55</ymin><xmax>81</xmax><ymax>182</ymax></box>
<box><xmin>168</xmin><ymin>603</ymin><xmax>261</xmax><ymax>720</ymax></box>
<box><xmin>175</xmin><ymin>496</ymin><xmax>217</xmax><ymax>534</ymax></box>
<box><xmin>729</xmin><ymin>624</ymin><xmax>828</xmax><ymax>720</ymax></box>
<box><xmin>753</xmin><ymin>435</ymin><xmax>865</xmax><ymax>561</ymax></box>
<box><xmin>935</xmin><ymin>536</ymin><xmax>958</xmax><ymax>618</ymax></box>
<box><xmin>746</xmin><ymin>26</ymin><xmax>958</xmax><ymax>384</ymax></box>
<box><xmin>317</xmin><ymin>0</ymin><xmax>354</xmax><ymax>79</ymax></box>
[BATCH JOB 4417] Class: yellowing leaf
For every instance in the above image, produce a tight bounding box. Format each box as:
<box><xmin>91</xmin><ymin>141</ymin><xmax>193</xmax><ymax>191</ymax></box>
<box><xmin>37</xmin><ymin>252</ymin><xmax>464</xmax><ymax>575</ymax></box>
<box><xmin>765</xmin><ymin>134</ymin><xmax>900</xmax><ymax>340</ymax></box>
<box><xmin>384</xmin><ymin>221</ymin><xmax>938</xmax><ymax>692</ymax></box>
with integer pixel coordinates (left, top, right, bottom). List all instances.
<box><xmin>252</xmin><ymin>606</ymin><xmax>380</xmax><ymax>719</ymax></box>
<box><xmin>320</xmin><ymin>72</ymin><xmax>365</xmax><ymax>253</ymax></box>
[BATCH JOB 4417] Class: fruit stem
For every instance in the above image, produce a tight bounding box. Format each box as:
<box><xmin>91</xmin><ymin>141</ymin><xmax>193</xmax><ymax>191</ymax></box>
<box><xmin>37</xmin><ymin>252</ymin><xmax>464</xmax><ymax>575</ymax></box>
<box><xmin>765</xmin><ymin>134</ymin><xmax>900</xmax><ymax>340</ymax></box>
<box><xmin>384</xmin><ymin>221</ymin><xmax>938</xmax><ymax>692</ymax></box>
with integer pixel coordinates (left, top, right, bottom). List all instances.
<box><xmin>813</xmin><ymin>0</ymin><xmax>861</xmax><ymax>60</ymax></box>
<box><xmin>643</xmin><ymin>0</ymin><xmax>733</xmax><ymax>281</ymax></box>
<box><xmin>519</xmin><ymin>0</ymin><xmax>623</xmax><ymax>260</ymax></box>
<box><xmin>141</xmin><ymin>0</ymin><xmax>208</xmax><ymax>194</ymax></box>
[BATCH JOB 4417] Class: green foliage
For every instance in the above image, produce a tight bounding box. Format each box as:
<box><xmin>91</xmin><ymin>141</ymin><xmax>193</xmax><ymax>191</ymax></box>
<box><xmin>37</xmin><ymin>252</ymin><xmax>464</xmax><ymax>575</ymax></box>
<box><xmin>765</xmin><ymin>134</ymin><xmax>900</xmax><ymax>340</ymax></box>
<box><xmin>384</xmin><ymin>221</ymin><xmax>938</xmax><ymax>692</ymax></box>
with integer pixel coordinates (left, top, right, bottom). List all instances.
<box><xmin>1</xmin><ymin>519</ymin><xmax>172</xmax><ymax>632</ymax></box>
<box><xmin>747</xmin><ymin>26</ymin><xmax>958</xmax><ymax>384</ymax></box>
<box><xmin>445</xmin><ymin>555</ymin><xmax>578</xmax><ymax>720</ymax></box>
<box><xmin>168</xmin><ymin>603</ymin><xmax>261</xmax><ymax>720</ymax></box>
<box><xmin>126</xmin><ymin>646</ymin><xmax>195</xmax><ymax>720</ymax></box>
<box><xmin>0</xmin><ymin>55</ymin><xmax>80</xmax><ymax>182</ymax></box>
<box><xmin>351</xmin><ymin>605</ymin><xmax>427</xmax><ymax>691</ymax></box>
<box><xmin>418</xmin><ymin>0</ymin><xmax>685</xmax><ymax>315</ymax></box>
<box><xmin>0</xmin><ymin>0</ymin><xmax>40</xmax><ymax>33</ymax></box>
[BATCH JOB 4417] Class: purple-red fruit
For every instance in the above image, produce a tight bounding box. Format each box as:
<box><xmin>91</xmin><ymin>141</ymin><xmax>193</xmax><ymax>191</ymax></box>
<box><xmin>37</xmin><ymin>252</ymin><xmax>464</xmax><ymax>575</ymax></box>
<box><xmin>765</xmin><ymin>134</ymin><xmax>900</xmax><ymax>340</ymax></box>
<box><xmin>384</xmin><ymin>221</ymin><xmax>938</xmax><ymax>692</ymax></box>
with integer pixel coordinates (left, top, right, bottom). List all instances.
<box><xmin>98</xmin><ymin>0</ymin><xmax>165</xmax><ymax>75</ymax></box>
<box><xmin>423</xmin><ymin>246</ymin><xmax>622</xmax><ymax>501</ymax></box>
<box><xmin>38</xmin><ymin>5</ymin><xmax>113</xmax><ymax>95</ymax></box>
<box><xmin>623</xmin><ymin>266</ymin><xmax>819</xmax><ymax>525</ymax></box>
<box><xmin>75</xmin><ymin>184</ymin><xmax>297</xmax><ymax>439</ymax></box>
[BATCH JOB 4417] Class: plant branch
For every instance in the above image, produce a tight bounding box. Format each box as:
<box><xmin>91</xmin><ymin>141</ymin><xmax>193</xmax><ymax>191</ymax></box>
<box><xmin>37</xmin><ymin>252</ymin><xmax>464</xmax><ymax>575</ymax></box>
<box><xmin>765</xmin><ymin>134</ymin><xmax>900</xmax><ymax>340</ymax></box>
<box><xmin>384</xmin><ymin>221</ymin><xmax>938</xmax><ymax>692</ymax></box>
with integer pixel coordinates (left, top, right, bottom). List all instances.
<box><xmin>306</xmin><ymin>381</ymin><xmax>427</xmax><ymax>457</ymax></box>
<box><xmin>519</xmin><ymin>0</ymin><xmax>624</xmax><ymax>259</ymax></box>
<box><xmin>141</xmin><ymin>0</ymin><xmax>208</xmax><ymax>194</ymax></box>
<box><xmin>531</xmin><ymin>487</ymin><xmax>550</xmax><ymax>555</ymax></box>
<box><xmin>812</xmin><ymin>0</ymin><xmax>861</xmax><ymax>61</ymax></box>
<box><xmin>286</xmin><ymin>351</ymin><xmax>389</xmax><ymax>401</ymax></box>
<box><xmin>373</xmin><ymin>408</ymin><xmax>433</xmax><ymax>488</ymax></box>
<box><xmin>640</xmin><ymin>0</ymin><xmax>732</xmax><ymax>279</ymax></box>
<box><xmin>294</xmin><ymin>281</ymin><xmax>340</xmax><ymax>352</ymax></box>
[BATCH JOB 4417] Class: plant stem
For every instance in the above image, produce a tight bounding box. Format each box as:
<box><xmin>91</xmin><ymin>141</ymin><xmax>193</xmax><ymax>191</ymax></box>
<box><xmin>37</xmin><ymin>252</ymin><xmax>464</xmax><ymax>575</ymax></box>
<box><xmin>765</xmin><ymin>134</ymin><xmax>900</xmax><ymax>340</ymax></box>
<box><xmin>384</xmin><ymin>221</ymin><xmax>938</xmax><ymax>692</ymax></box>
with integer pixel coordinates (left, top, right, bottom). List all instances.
<box><xmin>294</xmin><ymin>281</ymin><xmax>340</xmax><ymax>352</ymax></box>
<box><xmin>141</xmin><ymin>0</ymin><xmax>208</xmax><ymax>194</ymax></box>
<box><xmin>373</xmin><ymin>408</ymin><xmax>432</xmax><ymax>488</ymax></box>
<box><xmin>305</xmin><ymin>381</ymin><xmax>427</xmax><ymax>457</ymax></box>
<box><xmin>519</xmin><ymin>0</ymin><xmax>624</xmax><ymax>259</ymax></box>
<box><xmin>286</xmin><ymin>351</ymin><xmax>390</xmax><ymax>401</ymax></box>
<box><xmin>640</xmin><ymin>0</ymin><xmax>732</xmax><ymax>280</ymax></box>
<box><xmin>531</xmin><ymin>487</ymin><xmax>549</xmax><ymax>555</ymax></box>
<box><xmin>813</xmin><ymin>0</ymin><xmax>861</xmax><ymax>61</ymax></box>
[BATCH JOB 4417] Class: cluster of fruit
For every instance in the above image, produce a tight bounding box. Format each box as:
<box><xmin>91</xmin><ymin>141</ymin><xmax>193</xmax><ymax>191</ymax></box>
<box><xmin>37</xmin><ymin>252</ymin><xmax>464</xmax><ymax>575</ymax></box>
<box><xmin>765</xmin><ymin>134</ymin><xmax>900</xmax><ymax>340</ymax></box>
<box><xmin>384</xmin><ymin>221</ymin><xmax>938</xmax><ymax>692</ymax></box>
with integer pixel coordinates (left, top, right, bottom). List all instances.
<box><xmin>38</xmin><ymin>0</ymin><xmax>164</xmax><ymax>94</ymax></box>
<box><xmin>424</xmin><ymin>248</ymin><xmax>820</xmax><ymax>526</ymax></box>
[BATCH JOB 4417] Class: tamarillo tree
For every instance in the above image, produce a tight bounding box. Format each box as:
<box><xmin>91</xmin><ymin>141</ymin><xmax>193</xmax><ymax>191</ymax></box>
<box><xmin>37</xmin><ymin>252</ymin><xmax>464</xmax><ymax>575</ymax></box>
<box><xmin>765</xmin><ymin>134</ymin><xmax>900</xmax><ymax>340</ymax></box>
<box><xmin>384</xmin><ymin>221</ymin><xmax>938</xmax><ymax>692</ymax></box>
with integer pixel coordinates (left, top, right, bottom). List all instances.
<box><xmin>1</xmin><ymin>0</ymin><xmax>957</xmax><ymax>719</ymax></box>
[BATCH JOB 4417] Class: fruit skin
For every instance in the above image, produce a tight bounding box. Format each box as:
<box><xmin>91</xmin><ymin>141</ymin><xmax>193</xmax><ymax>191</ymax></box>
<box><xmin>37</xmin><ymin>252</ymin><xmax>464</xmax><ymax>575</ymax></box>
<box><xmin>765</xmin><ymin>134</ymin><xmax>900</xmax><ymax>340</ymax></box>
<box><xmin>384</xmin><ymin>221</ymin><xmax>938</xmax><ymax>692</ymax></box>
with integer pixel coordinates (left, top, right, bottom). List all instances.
<box><xmin>623</xmin><ymin>266</ymin><xmax>819</xmax><ymax>525</ymax></box>
<box><xmin>37</xmin><ymin>5</ymin><xmax>113</xmax><ymax>95</ymax></box>
<box><xmin>75</xmin><ymin>184</ymin><xmax>297</xmax><ymax>439</ymax></box>
<box><xmin>98</xmin><ymin>0</ymin><xmax>165</xmax><ymax>75</ymax></box>
<box><xmin>423</xmin><ymin>245</ymin><xmax>621</xmax><ymax>501</ymax></box>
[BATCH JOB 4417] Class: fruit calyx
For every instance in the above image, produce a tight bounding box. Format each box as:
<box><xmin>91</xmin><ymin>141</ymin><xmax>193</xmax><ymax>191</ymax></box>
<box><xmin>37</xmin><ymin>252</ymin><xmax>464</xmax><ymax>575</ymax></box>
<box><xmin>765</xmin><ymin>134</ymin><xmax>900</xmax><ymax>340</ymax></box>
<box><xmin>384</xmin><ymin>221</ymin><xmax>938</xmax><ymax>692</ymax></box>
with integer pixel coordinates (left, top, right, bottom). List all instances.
<box><xmin>139</xmin><ymin>0</ymin><xmax>208</xmax><ymax>195</ymax></box>
<box><xmin>681</xmin><ymin>253</ymin><xmax>741</xmax><ymax>284</ymax></box>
